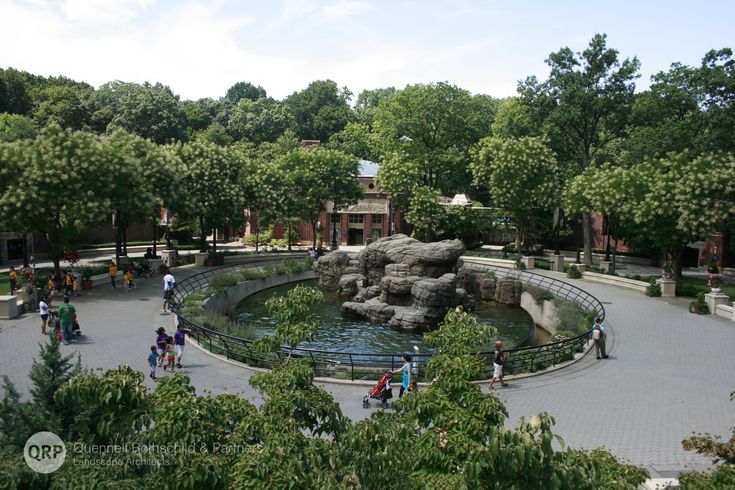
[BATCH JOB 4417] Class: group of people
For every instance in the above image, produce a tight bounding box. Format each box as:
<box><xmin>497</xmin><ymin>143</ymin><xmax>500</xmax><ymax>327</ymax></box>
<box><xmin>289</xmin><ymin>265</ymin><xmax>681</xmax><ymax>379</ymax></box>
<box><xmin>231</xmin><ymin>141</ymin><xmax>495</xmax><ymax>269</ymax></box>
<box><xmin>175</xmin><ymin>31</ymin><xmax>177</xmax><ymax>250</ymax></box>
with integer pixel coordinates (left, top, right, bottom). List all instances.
<box><xmin>38</xmin><ymin>295</ymin><xmax>78</xmax><ymax>345</ymax></box>
<box><xmin>47</xmin><ymin>270</ymin><xmax>80</xmax><ymax>297</ymax></box>
<box><xmin>148</xmin><ymin>325</ymin><xmax>189</xmax><ymax>379</ymax></box>
<box><xmin>108</xmin><ymin>260</ymin><xmax>153</xmax><ymax>291</ymax></box>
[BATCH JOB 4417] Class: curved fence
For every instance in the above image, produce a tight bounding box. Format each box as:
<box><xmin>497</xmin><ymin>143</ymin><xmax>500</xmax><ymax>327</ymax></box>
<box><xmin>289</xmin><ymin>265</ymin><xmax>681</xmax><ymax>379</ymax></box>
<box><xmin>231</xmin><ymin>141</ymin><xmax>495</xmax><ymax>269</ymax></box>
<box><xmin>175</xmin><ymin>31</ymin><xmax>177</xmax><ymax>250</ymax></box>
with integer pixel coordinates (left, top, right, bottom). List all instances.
<box><xmin>172</xmin><ymin>261</ymin><xmax>604</xmax><ymax>381</ymax></box>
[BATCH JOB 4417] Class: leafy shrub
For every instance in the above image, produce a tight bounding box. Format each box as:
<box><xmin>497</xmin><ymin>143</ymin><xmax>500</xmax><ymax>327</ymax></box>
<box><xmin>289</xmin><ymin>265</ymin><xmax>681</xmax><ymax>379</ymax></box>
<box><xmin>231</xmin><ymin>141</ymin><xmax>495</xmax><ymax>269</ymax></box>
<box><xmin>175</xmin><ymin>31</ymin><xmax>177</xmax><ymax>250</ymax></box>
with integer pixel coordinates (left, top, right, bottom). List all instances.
<box><xmin>239</xmin><ymin>269</ymin><xmax>270</xmax><ymax>281</ymax></box>
<box><xmin>208</xmin><ymin>273</ymin><xmax>240</xmax><ymax>294</ymax></box>
<box><xmin>552</xmin><ymin>299</ymin><xmax>590</xmax><ymax>337</ymax></box>
<box><xmin>523</xmin><ymin>284</ymin><xmax>555</xmax><ymax>304</ymax></box>
<box><xmin>567</xmin><ymin>265</ymin><xmax>582</xmax><ymax>279</ymax></box>
<box><xmin>242</xmin><ymin>227</ymin><xmax>272</xmax><ymax>246</ymax></box>
<box><xmin>514</xmin><ymin>259</ymin><xmax>526</xmax><ymax>271</ymax></box>
<box><xmin>646</xmin><ymin>278</ymin><xmax>661</xmax><ymax>297</ymax></box>
<box><xmin>200</xmin><ymin>313</ymin><xmax>256</xmax><ymax>339</ymax></box>
<box><xmin>283</xmin><ymin>259</ymin><xmax>310</xmax><ymax>273</ymax></box>
<box><xmin>486</xmin><ymin>270</ymin><xmax>496</xmax><ymax>280</ymax></box>
<box><xmin>689</xmin><ymin>292</ymin><xmax>710</xmax><ymax>314</ymax></box>
<box><xmin>624</xmin><ymin>273</ymin><xmax>642</xmax><ymax>281</ymax></box>
<box><xmin>534</xmin><ymin>259</ymin><xmax>551</xmax><ymax>271</ymax></box>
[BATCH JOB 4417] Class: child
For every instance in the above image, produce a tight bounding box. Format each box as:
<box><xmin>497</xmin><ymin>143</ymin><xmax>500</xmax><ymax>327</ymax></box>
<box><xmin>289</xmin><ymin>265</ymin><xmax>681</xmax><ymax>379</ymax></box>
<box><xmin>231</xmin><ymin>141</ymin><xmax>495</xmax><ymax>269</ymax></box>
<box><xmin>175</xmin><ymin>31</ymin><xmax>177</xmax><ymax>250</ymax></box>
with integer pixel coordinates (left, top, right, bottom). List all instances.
<box><xmin>48</xmin><ymin>274</ymin><xmax>57</xmax><ymax>297</ymax></box>
<box><xmin>155</xmin><ymin>327</ymin><xmax>168</xmax><ymax>366</ymax></box>
<box><xmin>8</xmin><ymin>267</ymin><xmax>17</xmax><ymax>294</ymax></box>
<box><xmin>148</xmin><ymin>346</ymin><xmax>159</xmax><ymax>379</ymax></box>
<box><xmin>71</xmin><ymin>272</ymin><xmax>80</xmax><ymax>297</ymax></box>
<box><xmin>64</xmin><ymin>271</ymin><xmax>73</xmax><ymax>297</ymax></box>
<box><xmin>163</xmin><ymin>337</ymin><xmax>176</xmax><ymax>372</ymax></box>
<box><xmin>123</xmin><ymin>271</ymin><xmax>130</xmax><ymax>291</ymax></box>
<box><xmin>126</xmin><ymin>270</ymin><xmax>135</xmax><ymax>290</ymax></box>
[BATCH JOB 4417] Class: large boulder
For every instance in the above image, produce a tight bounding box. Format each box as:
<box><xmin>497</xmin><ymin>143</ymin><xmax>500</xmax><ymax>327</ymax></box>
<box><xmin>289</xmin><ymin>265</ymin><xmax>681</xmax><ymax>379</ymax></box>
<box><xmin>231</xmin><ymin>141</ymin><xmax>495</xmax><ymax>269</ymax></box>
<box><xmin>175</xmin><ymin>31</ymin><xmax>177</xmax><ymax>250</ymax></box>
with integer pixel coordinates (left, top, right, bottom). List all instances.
<box><xmin>317</xmin><ymin>251</ymin><xmax>352</xmax><ymax>288</ymax></box>
<box><xmin>494</xmin><ymin>278</ymin><xmax>522</xmax><ymax>305</ymax></box>
<box><xmin>380</xmin><ymin>275</ymin><xmax>421</xmax><ymax>295</ymax></box>
<box><xmin>337</xmin><ymin>273</ymin><xmax>365</xmax><ymax>297</ymax></box>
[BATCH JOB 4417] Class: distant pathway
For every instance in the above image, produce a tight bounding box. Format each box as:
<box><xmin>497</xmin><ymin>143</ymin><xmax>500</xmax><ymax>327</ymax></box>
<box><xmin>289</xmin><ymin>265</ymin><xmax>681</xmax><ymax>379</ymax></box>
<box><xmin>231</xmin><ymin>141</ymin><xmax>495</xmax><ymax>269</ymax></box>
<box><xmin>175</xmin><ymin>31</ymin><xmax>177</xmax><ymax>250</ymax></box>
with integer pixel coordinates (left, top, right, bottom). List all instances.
<box><xmin>1</xmin><ymin>265</ymin><xmax>733</xmax><ymax>478</ymax></box>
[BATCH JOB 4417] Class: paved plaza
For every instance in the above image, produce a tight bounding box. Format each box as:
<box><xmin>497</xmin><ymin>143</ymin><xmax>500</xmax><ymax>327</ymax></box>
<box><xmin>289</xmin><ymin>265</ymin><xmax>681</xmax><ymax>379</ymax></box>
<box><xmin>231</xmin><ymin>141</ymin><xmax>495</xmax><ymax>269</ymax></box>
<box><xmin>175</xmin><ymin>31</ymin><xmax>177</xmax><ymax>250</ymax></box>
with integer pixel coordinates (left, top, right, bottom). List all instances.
<box><xmin>1</xmin><ymin>262</ymin><xmax>734</xmax><ymax>479</ymax></box>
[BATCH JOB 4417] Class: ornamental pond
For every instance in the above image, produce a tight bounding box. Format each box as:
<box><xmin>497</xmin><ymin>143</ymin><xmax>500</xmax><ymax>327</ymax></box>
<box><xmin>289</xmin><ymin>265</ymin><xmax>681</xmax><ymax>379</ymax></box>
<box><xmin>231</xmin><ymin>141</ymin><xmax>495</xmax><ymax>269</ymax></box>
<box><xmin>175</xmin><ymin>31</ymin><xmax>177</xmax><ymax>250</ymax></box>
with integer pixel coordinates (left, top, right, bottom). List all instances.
<box><xmin>235</xmin><ymin>279</ymin><xmax>537</xmax><ymax>354</ymax></box>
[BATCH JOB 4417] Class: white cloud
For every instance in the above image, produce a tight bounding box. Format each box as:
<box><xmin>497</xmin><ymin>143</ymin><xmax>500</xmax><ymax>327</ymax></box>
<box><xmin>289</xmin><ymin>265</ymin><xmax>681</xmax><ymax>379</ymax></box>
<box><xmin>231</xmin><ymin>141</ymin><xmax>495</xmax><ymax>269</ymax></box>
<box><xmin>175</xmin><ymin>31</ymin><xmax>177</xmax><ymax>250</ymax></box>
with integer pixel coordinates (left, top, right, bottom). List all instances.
<box><xmin>59</xmin><ymin>0</ymin><xmax>154</xmax><ymax>24</ymax></box>
<box><xmin>321</xmin><ymin>1</ymin><xmax>374</xmax><ymax>21</ymax></box>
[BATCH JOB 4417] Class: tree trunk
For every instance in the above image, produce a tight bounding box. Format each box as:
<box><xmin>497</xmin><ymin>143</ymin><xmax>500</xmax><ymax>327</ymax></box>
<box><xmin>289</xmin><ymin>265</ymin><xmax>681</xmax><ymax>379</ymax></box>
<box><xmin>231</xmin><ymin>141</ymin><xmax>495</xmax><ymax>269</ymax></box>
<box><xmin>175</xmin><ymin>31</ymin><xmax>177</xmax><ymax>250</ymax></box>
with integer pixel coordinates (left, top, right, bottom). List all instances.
<box><xmin>212</xmin><ymin>229</ymin><xmax>217</xmax><ymax>254</ymax></box>
<box><xmin>199</xmin><ymin>216</ymin><xmax>207</xmax><ymax>252</ymax></box>
<box><xmin>255</xmin><ymin>217</ymin><xmax>260</xmax><ymax>253</ymax></box>
<box><xmin>152</xmin><ymin>214</ymin><xmax>157</xmax><ymax>257</ymax></box>
<box><xmin>672</xmin><ymin>246</ymin><xmax>685</xmax><ymax>278</ymax></box>
<box><xmin>311</xmin><ymin>221</ymin><xmax>318</xmax><ymax>250</ymax></box>
<box><xmin>122</xmin><ymin>225</ymin><xmax>128</xmax><ymax>256</ymax></box>
<box><xmin>114</xmin><ymin>208</ymin><xmax>122</xmax><ymax>267</ymax></box>
<box><xmin>515</xmin><ymin>227</ymin><xmax>522</xmax><ymax>256</ymax></box>
<box><xmin>583</xmin><ymin>212</ymin><xmax>593</xmax><ymax>267</ymax></box>
<box><xmin>21</xmin><ymin>233</ymin><xmax>29</xmax><ymax>267</ymax></box>
<box><xmin>46</xmin><ymin>230</ymin><xmax>61</xmax><ymax>277</ymax></box>
<box><xmin>287</xmin><ymin>219</ymin><xmax>292</xmax><ymax>251</ymax></box>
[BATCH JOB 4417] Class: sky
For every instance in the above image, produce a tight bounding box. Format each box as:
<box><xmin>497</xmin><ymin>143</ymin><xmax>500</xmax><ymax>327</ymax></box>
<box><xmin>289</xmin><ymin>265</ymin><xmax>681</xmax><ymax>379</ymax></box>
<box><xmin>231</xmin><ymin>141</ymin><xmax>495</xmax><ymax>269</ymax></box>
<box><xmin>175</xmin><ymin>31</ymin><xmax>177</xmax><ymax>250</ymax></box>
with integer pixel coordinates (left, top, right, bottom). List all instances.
<box><xmin>1</xmin><ymin>0</ymin><xmax>733</xmax><ymax>102</ymax></box>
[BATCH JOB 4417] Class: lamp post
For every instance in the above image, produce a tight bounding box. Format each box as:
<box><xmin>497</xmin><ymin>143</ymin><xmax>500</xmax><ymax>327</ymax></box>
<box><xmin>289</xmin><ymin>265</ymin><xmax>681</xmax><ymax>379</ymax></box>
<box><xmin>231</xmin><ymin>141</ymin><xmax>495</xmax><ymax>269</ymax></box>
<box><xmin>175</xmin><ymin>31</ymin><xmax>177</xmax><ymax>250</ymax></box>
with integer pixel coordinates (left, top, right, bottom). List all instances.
<box><xmin>331</xmin><ymin>210</ymin><xmax>339</xmax><ymax>250</ymax></box>
<box><xmin>575</xmin><ymin>215</ymin><xmax>582</xmax><ymax>264</ymax></box>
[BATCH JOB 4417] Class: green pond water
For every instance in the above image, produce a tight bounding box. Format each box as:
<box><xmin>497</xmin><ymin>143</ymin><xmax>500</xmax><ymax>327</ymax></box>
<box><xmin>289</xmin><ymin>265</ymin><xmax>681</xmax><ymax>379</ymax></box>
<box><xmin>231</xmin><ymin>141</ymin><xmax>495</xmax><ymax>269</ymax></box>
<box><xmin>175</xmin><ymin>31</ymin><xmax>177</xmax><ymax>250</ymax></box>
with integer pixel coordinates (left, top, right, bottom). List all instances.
<box><xmin>235</xmin><ymin>280</ymin><xmax>535</xmax><ymax>354</ymax></box>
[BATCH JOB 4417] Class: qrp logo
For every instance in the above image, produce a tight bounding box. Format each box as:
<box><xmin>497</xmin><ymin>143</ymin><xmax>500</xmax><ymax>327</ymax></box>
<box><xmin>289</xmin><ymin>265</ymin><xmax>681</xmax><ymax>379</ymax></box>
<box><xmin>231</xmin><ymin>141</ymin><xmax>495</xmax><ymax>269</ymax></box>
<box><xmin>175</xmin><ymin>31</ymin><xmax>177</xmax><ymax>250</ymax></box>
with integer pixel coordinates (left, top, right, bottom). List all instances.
<box><xmin>24</xmin><ymin>431</ymin><xmax>66</xmax><ymax>473</ymax></box>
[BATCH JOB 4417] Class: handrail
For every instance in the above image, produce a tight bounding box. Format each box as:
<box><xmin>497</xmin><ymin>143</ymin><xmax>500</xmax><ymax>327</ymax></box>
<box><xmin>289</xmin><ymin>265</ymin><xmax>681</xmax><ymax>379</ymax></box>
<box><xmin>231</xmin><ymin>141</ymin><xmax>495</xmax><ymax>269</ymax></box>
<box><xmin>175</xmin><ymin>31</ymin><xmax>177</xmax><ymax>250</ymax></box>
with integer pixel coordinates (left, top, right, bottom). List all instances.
<box><xmin>172</xmin><ymin>261</ymin><xmax>604</xmax><ymax>381</ymax></box>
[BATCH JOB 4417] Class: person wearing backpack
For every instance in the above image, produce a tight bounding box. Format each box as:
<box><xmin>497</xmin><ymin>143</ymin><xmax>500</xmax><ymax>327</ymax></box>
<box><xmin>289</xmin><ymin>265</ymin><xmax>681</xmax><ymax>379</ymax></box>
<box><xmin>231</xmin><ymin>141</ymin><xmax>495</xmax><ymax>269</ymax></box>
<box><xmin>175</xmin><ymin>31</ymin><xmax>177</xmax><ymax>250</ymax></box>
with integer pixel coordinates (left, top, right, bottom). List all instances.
<box><xmin>592</xmin><ymin>317</ymin><xmax>608</xmax><ymax>359</ymax></box>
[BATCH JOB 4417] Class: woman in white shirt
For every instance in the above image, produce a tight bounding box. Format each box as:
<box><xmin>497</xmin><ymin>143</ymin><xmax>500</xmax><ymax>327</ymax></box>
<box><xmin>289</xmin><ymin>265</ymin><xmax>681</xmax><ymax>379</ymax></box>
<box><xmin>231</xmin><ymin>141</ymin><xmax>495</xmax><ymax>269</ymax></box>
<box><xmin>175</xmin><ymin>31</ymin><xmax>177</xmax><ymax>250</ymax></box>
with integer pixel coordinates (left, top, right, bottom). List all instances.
<box><xmin>39</xmin><ymin>297</ymin><xmax>50</xmax><ymax>335</ymax></box>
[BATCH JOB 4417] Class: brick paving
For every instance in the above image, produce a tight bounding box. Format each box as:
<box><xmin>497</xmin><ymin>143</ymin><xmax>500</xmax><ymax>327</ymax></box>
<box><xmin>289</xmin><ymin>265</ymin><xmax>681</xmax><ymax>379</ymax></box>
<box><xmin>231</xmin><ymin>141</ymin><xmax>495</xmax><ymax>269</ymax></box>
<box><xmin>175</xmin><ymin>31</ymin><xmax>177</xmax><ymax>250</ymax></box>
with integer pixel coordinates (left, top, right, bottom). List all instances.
<box><xmin>1</xmin><ymin>265</ymin><xmax>733</xmax><ymax>477</ymax></box>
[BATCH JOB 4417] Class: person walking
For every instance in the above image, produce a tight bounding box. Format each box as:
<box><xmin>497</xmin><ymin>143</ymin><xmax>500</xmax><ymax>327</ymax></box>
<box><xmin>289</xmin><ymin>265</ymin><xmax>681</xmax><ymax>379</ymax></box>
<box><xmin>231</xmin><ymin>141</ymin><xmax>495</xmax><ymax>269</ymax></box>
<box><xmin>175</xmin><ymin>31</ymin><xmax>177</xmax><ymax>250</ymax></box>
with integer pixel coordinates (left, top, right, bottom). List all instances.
<box><xmin>392</xmin><ymin>354</ymin><xmax>412</xmax><ymax>397</ymax></box>
<box><xmin>147</xmin><ymin>346</ymin><xmax>159</xmax><ymax>380</ymax></box>
<box><xmin>109</xmin><ymin>261</ymin><xmax>117</xmax><ymax>288</ymax></box>
<box><xmin>57</xmin><ymin>296</ymin><xmax>76</xmax><ymax>346</ymax></box>
<box><xmin>162</xmin><ymin>271</ymin><xmax>176</xmax><ymax>313</ymax></box>
<box><xmin>174</xmin><ymin>325</ymin><xmax>190</xmax><ymax>369</ymax></box>
<box><xmin>64</xmin><ymin>271</ymin><xmax>73</xmax><ymax>297</ymax></box>
<box><xmin>39</xmin><ymin>296</ymin><xmax>50</xmax><ymax>335</ymax></box>
<box><xmin>490</xmin><ymin>340</ymin><xmax>509</xmax><ymax>388</ymax></box>
<box><xmin>8</xmin><ymin>267</ymin><xmax>17</xmax><ymax>294</ymax></box>
<box><xmin>155</xmin><ymin>327</ymin><xmax>169</xmax><ymax>366</ymax></box>
<box><xmin>592</xmin><ymin>317</ymin><xmax>609</xmax><ymax>359</ymax></box>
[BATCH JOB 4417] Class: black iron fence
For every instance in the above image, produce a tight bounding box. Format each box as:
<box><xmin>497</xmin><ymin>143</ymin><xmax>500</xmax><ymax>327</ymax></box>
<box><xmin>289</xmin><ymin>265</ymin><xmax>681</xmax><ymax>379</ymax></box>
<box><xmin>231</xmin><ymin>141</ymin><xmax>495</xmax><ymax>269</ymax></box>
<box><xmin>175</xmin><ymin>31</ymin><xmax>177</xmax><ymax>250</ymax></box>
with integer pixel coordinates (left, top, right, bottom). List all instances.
<box><xmin>172</xmin><ymin>261</ymin><xmax>604</xmax><ymax>381</ymax></box>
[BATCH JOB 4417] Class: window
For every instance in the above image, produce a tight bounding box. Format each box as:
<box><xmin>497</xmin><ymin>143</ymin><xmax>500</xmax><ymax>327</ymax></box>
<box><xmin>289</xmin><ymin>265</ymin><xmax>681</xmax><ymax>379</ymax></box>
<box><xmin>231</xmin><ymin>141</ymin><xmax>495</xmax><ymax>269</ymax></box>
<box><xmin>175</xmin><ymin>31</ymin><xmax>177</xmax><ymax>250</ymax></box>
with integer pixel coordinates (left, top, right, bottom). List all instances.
<box><xmin>371</xmin><ymin>214</ymin><xmax>383</xmax><ymax>224</ymax></box>
<box><xmin>348</xmin><ymin>214</ymin><xmax>364</xmax><ymax>224</ymax></box>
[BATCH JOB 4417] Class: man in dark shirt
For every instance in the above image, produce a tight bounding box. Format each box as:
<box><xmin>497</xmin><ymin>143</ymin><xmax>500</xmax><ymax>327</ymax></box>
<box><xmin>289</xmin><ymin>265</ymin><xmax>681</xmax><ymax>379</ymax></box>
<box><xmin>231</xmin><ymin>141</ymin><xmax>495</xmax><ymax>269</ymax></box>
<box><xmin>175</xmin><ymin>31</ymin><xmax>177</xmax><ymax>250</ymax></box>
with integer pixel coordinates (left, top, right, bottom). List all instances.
<box><xmin>490</xmin><ymin>340</ymin><xmax>509</xmax><ymax>388</ymax></box>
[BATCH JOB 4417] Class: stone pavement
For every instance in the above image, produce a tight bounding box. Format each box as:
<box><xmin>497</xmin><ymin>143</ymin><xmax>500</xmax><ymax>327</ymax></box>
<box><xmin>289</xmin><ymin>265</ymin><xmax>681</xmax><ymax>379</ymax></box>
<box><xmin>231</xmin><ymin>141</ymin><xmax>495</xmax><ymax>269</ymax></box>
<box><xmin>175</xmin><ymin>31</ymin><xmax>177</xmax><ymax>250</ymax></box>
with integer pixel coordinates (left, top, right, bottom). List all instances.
<box><xmin>1</xmin><ymin>265</ymin><xmax>733</xmax><ymax>478</ymax></box>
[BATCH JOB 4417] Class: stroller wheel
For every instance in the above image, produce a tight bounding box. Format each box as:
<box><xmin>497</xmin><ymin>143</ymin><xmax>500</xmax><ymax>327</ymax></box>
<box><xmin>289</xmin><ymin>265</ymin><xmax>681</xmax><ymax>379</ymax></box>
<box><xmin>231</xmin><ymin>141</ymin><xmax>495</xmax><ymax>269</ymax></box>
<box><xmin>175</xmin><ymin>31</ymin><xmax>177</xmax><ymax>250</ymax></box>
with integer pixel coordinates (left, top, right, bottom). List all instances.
<box><xmin>362</xmin><ymin>400</ymin><xmax>369</xmax><ymax>409</ymax></box>
<box><xmin>382</xmin><ymin>402</ymin><xmax>389</xmax><ymax>409</ymax></box>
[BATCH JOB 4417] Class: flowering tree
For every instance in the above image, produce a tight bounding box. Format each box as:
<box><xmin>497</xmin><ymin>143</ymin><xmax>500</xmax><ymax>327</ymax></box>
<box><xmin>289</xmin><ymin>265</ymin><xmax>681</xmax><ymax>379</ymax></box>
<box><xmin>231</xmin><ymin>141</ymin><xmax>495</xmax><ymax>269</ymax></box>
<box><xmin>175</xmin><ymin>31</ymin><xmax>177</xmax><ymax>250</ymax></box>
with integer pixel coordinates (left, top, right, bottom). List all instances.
<box><xmin>0</xmin><ymin>125</ymin><xmax>111</xmax><ymax>274</ymax></box>
<box><xmin>625</xmin><ymin>151</ymin><xmax>735</xmax><ymax>276</ymax></box>
<box><xmin>470</xmin><ymin>137</ymin><xmax>560</xmax><ymax>252</ymax></box>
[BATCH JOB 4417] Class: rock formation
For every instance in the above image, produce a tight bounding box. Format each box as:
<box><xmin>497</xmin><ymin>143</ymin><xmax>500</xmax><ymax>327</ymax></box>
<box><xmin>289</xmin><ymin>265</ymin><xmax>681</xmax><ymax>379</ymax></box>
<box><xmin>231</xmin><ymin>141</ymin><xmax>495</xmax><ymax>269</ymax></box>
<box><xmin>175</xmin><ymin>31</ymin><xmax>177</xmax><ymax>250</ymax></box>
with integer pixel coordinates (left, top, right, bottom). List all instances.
<box><xmin>318</xmin><ymin>234</ymin><xmax>471</xmax><ymax>331</ymax></box>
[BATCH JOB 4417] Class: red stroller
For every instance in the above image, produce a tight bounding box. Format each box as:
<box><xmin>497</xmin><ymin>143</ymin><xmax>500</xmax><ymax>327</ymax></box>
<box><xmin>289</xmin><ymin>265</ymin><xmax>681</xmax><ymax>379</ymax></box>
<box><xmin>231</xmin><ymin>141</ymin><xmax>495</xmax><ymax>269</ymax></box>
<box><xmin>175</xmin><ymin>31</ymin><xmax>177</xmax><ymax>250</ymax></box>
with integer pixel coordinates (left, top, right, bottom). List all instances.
<box><xmin>362</xmin><ymin>372</ymin><xmax>393</xmax><ymax>408</ymax></box>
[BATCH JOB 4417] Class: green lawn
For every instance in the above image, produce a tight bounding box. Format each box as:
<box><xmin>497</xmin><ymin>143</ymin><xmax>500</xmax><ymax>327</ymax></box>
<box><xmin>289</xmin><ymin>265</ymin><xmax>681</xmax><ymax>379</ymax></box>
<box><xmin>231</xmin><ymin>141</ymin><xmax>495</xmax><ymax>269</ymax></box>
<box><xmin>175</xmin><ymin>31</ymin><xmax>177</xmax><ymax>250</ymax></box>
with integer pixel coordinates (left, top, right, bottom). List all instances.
<box><xmin>676</xmin><ymin>276</ymin><xmax>735</xmax><ymax>300</ymax></box>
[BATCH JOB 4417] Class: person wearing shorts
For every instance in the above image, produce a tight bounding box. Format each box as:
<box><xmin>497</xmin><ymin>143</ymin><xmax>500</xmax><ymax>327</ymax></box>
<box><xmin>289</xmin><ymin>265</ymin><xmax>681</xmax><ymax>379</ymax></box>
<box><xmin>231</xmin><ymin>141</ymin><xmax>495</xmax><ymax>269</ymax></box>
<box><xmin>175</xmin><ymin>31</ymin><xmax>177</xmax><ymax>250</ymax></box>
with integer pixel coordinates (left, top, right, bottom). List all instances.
<box><xmin>39</xmin><ymin>296</ymin><xmax>50</xmax><ymax>335</ymax></box>
<box><xmin>162</xmin><ymin>272</ymin><xmax>175</xmax><ymax>312</ymax></box>
<box><xmin>148</xmin><ymin>346</ymin><xmax>159</xmax><ymax>379</ymax></box>
<box><xmin>490</xmin><ymin>340</ymin><xmax>508</xmax><ymax>389</ymax></box>
<box><xmin>174</xmin><ymin>325</ymin><xmax>190</xmax><ymax>369</ymax></box>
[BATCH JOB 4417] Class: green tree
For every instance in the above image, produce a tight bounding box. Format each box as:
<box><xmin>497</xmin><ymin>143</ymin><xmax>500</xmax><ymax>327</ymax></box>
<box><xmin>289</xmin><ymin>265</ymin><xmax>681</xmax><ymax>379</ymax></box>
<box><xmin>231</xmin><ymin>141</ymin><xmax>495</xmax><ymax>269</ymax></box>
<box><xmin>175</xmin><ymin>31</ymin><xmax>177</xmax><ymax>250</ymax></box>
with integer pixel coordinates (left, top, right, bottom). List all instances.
<box><xmin>519</xmin><ymin>34</ymin><xmax>640</xmax><ymax>265</ymax></box>
<box><xmin>174</xmin><ymin>140</ymin><xmax>245</xmax><ymax>253</ymax></box>
<box><xmin>326</xmin><ymin>121</ymin><xmax>379</xmax><ymax>161</ymax></box>
<box><xmin>354</xmin><ymin>86</ymin><xmax>396</xmax><ymax>126</ymax></box>
<box><xmin>284</xmin><ymin>80</ymin><xmax>354</xmax><ymax>142</ymax></box>
<box><xmin>89</xmin><ymin>81</ymin><xmax>185</xmax><ymax>143</ymax></box>
<box><xmin>0</xmin><ymin>67</ymin><xmax>34</xmax><ymax>115</ymax></box>
<box><xmin>405</xmin><ymin>186</ymin><xmax>443</xmax><ymax>241</ymax></box>
<box><xmin>374</xmin><ymin>82</ymin><xmax>495</xmax><ymax>213</ymax></box>
<box><xmin>280</xmin><ymin>147</ymin><xmax>363</xmax><ymax>249</ymax></box>
<box><xmin>0</xmin><ymin>125</ymin><xmax>112</xmax><ymax>274</ymax></box>
<box><xmin>31</xmin><ymin>85</ymin><xmax>92</xmax><ymax>130</ymax></box>
<box><xmin>471</xmin><ymin>137</ymin><xmax>561</xmax><ymax>252</ymax></box>
<box><xmin>0</xmin><ymin>113</ymin><xmax>36</xmax><ymax>142</ymax></box>
<box><xmin>625</xmin><ymin>151</ymin><xmax>735</xmax><ymax>276</ymax></box>
<box><xmin>222</xmin><ymin>81</ymin><xmax>266</xmax><ymax>106</ymax></box>
<box><xmin>227</xmin><ymin>97</ymin><xmax>294</xmax><ymax>143</ymax></box>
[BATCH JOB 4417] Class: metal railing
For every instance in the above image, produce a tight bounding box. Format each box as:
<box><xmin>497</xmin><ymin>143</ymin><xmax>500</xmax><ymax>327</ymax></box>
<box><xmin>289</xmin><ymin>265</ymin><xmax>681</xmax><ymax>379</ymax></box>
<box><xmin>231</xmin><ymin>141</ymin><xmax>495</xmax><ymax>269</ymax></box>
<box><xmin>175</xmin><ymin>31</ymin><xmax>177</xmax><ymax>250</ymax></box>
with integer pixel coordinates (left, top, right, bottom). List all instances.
<box><xmin>172</xmin><ymin>261</ymin><xmax>604</xmax><ymax>381</ymax></box>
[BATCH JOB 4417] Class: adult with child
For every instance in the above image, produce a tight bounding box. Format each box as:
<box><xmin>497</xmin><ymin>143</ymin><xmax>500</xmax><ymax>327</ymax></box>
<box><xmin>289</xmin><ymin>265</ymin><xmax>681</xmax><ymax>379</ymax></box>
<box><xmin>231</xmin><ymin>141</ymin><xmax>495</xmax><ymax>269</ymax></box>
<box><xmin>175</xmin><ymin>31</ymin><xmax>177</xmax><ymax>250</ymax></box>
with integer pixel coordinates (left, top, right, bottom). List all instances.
<box><xmin>392</xmin><ymin>354</ymin><xmax>413</xmax><ymax>397</ymax></box>
<box><xmin>57</xmin><ymin>296</ymin><xmax>76</xmax><ymax>346</ymax></box>
<box><xmin>592</xmin><ymin>317</ymin><xmax>608</xmax><ymax>359</ymax></box>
